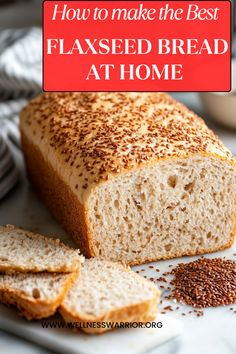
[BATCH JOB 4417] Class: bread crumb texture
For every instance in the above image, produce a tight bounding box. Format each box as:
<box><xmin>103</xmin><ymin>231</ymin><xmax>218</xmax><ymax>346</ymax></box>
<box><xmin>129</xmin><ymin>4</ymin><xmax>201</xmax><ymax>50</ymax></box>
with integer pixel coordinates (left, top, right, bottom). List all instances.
<box><xmin>0</xmin><ymin>225</ymin><xmax>83</xmax><ymax>273</ymax></box>
<box><xmin>0</xmin><ymin>272</ymin><xmax>71</xmax><ymax>301</ymax></box>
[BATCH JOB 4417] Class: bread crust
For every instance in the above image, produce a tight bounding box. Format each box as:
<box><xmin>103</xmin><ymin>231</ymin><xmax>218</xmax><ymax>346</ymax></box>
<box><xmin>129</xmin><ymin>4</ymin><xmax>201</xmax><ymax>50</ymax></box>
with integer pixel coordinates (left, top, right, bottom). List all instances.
<box><xmin>0</xmin><ymin>224</ymin><xmax>83</xmax><ymax>273</ymax></box>
<box><xmin>60</xmin><ymin>296</ymin><xmax>159</xmax><ymax>334</ymax></box>
<box><xmin>0</xmin><ymin>272</ymin><xmax>77</xmax><ymax>320</ymax></box>
<box><xmin>21</xmin><ymin>132</ymin><xmax>236</xmax><ymax>265</ymax></box>
<box><xmin>21</xmin><ymin>132</ymin><xmax>95</xmax><ymax>259</ymax></box>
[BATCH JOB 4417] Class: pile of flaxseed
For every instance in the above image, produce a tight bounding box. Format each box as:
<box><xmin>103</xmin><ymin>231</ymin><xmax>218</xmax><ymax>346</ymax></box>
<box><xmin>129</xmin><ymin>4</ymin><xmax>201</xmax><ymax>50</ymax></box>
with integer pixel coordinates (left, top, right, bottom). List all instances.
<box><xmin>168</xmin><ymin>257</ymin><xmax>236</xmax><ymax>308</ymax></box>
<box><xmin>136</xmin><ymin>256</ymin><xmax>236</xmax><ymax>316</ymax></box>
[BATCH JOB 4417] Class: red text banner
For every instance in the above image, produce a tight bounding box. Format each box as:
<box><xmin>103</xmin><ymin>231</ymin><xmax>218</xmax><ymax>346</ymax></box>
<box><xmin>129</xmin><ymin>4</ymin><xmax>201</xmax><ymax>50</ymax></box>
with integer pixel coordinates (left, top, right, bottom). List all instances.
<box><xmin>43</xmin><ymin>1</ymin><xmax>231</xmax><ymax>91</ymax></box>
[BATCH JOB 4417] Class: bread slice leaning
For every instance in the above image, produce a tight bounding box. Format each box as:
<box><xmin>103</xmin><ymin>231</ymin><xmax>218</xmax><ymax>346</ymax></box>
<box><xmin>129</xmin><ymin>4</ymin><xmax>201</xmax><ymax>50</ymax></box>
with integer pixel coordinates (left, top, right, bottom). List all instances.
<box><xmin>0</xmin><ymin>225</ymin><xmax>83</xmax><ymax>273</ymax></box>
<box><xmin>60</xmin><ymin>259</ymin><xmax>160</xmax><ymax>334</ymax></box>
<box><xmin>0</xmin><ymin>272</ymin><xmax>77</xmax><ymax>320</ymax></box>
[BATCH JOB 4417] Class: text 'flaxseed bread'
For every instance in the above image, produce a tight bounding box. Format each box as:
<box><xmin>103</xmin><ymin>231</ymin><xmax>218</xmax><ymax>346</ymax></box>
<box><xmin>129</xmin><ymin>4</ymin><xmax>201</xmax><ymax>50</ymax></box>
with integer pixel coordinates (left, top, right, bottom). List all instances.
<box><xmin>20</xmin><ymin>92</ymin><xmax>236</xmax><ymax>265</ymax></box>
<box><xmin>0</xmin><ymin>225</ymin><xmax>83</xmax><ymax>273</ymax></box>
<box><xmin>60</xmin><ymin>259</ymin><xmax>160</xmax><ymax>333</ymax></box>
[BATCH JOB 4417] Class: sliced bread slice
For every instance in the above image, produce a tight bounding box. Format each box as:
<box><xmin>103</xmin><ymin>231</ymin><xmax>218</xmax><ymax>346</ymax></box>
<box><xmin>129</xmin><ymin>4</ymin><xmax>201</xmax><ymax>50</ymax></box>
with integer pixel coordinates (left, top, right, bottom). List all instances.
<box><xmin>60</xmin><ymin>259</ymin><xmax>160</xmax><ymax>333</ymax></box>
<box><xmin>0</xmin><ymin>225</ymin><xmax>83</xmax><ymax>273</ymax></box>
<box><xmin>0</xmin><ymin>271</ymin><xmax>77</xmax><ymax>320</ymax></box>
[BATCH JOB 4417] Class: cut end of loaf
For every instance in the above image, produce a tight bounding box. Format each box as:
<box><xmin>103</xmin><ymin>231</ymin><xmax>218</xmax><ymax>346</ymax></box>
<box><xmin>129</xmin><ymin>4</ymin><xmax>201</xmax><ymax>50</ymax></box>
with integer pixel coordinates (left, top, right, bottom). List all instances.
<box><xmin>88</xmin><ymin>156</ymin><xmax>236</xmax><ymax>265</ymax></box>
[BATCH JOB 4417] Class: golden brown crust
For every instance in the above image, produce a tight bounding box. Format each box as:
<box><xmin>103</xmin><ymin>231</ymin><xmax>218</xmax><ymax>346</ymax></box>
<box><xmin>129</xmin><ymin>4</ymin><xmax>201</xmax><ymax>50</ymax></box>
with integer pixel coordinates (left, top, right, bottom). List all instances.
<box><xmin>21</xmin><ymin>132</ymin><xmax>236</xmax><ymax>265</ymax></box>
<box><xmin>21</xmin><ymin>132</ymin><xmax>94</xmax><ymax>258</ymax></box>
<box><xmin>60</xmin><ymin>296</ymin><xmax>159</xmax><ymax>334</ymax></box>
<box><xmin>0</xmin><ymin>272</ymin><xmax>77</xmax><ymax>320</ymax></box>
<box><xmin>0</xmin><ymin>224</ymin><xmax>83</xmax><ymax>273</ymax></box>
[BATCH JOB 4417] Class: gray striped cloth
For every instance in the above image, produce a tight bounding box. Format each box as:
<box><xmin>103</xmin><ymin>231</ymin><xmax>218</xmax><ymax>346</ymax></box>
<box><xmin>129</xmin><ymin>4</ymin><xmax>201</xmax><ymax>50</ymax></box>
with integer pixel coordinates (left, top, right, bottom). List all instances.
<box><xmin>0</xmin><ymin>135</ymin><xmax>19</xmax><ymax>199</ymax></box>
<box><xmin>0</xmin><ymin>27</ymin><xmax>42</xmax><ymax>199</ymax></box>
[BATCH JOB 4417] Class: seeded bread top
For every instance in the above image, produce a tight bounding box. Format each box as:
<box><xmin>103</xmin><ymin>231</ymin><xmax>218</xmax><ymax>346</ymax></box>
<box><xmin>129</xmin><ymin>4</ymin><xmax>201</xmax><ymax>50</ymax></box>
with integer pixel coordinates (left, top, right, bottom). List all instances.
<box><xmin>20</xmin><ymin>92</ymin><xmax>235</xmax><ymax>204</ymax></box>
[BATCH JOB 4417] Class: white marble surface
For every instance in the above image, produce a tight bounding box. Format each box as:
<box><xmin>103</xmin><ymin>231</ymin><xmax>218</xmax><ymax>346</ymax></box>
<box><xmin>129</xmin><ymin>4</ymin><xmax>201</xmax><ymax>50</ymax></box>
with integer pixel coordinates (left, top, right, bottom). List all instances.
<box><xmin>0</xmin><ymin>308</ymin><xmax>183</xmax><ymax>354</ymax></box>
<box><xmin>0</xmin><ymin>93</ymin><xmax>236</xmax><ymax>354</ymax></box>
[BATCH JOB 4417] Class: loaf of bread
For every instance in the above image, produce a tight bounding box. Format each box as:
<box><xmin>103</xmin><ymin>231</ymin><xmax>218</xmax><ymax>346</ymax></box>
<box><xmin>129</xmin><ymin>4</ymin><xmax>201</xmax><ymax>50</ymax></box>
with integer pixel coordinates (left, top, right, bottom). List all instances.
<box><xmin>0</xmin><ymin>272</ymin><xmax>76</xmax><ymax>320</ymax></box>
<box><xmin>60</xmin><ymin>259</ymin><xmax>160</xmax><ymax>333</ymax></box>
<box><xmin>0</xmin><ymin>225</ymin><xmax>83</xmax><ymax>273</ymax></box>
<box><xmin>20</xmin><ymin>92</ymin><xmax>236</xmax><ymax>265</ymax></box>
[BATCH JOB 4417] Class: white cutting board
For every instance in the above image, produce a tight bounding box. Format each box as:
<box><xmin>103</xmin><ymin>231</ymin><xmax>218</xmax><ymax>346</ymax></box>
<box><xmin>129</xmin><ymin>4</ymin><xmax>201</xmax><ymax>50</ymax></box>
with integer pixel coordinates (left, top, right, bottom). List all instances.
<box><xmin>0</xmin><ymin>307</ymin><xmax>183</xmax><ymax>354</ymax></box>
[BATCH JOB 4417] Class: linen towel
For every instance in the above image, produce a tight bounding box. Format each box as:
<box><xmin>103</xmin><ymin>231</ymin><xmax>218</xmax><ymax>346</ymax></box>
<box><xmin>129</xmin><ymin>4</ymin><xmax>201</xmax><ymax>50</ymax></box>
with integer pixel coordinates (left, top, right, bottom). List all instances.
<box><xmin>0</xmin><ymin>27</ymin><xmax>42</xmax><ymax>199</ymax></box>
